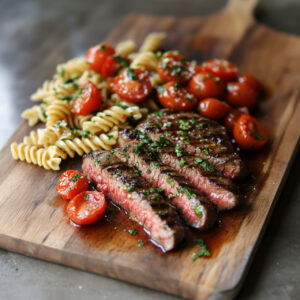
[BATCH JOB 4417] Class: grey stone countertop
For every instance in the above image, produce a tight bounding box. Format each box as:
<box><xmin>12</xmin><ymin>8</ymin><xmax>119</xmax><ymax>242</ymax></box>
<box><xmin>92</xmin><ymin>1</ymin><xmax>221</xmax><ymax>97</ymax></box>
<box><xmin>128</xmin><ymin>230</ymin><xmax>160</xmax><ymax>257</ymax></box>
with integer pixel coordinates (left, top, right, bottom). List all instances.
<box><xmin>0</xmin><ymin>0</ymin><xmax>299</xmax><ymax>299</ymax></box>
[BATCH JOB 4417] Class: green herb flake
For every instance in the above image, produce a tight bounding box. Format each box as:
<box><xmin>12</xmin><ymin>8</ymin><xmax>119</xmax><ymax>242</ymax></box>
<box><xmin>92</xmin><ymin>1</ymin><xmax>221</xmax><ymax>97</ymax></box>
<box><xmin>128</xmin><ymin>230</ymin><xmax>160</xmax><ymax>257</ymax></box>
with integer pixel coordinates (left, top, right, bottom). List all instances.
<box><xmin>105</xmin><ymin>154</ymin><xmax>110</xmax><ymax>160</ymax></box>
<box><xmin>179</xmin><ymin>119</ymin><xmax>191</xmax><ymax>130</ymax></box>
<box><xmin>192</xmin><ymin>238</ymin><xmax>211</xmax><ymax>261</ymax></box>
<box><xmin>202</xmin><ymin>148</ymin><xmax>209</xmax><ymax>156</ymax></box>
<box><xmin>133</xmin><ymin>167</ymin><xmax>142</xmax><ymax>177</ymax></box>
<box><xmin>70</xmin><ymin>173</ymin><xmax>80</xmax><ymax>182</ymax></box>
<box><xmin>100</xmin><ymin>44</ymin><xmax>107</xmax><ymax>51</ymax></box>
<box><xmin>157</xmin><ymin>86</ymin><xmax>166</xmax><ymax>94</ymax></box>
<box><xmin>146</xmin><ymin>168</ymin><xmax>151</xmax><ymax>174</ymax></box>
<box><xmin>167</xmin><ymin>202</ymin><xmax>176</xmax><ymax>209</ymax></box>
<box><xmin>167</xmin><ymin>176</ymin><xmax>175</xmax><ymax>187</ymax></box>
<box><xmin>127</xmin><ymin>185</ymin><xmax>135</xmax><ymax>192</ymax></box>
<box><xmin>194</xmin><ymin>204</ymin><xmax>203</xmax><ymax>218</ymax></box>
<box><xmin>175</xmin><ymin>145</ymin><xmax>184</xmax><ymax>157</ymax></box>
<box><xmin>155</xmin><ymin>121</ymin><xmax>163</xmax><ymax>127</ymax></box>
<box><xmin>174</xmin><ymin>82</ymin><xmax>179</xmax><ymax>87</ymax></box>
<box><xmin>82</xmin><ymin>130</ymin><xmax>90</xmax><ymax>138</ymax></box>
<box><xmin>84</xmin><ymin>194</ymin><xmax>89</xmax><ymax>200</ymax></box>
<box><xmin>114</xmin><ymin>55</ymin><xmax>130</xmax><ymax>68</ymax></box>
<box><xmin>138</xmin><ymin>240</ymin><xmax>145</xmax><ymax>247</ymax></box>
<box><xmin>179</xmin><ymin>158</ymin><xmax>186</xmax><ymax>168</ymax></box>
<box><xmin>254</xmin><ymin>133</ymin><xmax>264</xmax><ymax>141</ymax></box>
<box><xmin>127</xmin><ymin>68</ymin><xmax>138</xmax><ymax>80</ymax></box>
<box><xmin>151</xmin><ymin>161</ymin><xmax>160</xmax><ymax>169</ymax></box>
<box><xmin>194</xmin><ymin>158</ymin><xmax>215</xmax><ymax>172</ymax></box>
<box><xmin>128</xmin><ymin>229</ymin><xmax>138</xmax><ymax>236</ymax></box>
<box><xmin>63</xmin><ymin>75</ymin><xmax>78</xmax><ymax>85</ymax></box>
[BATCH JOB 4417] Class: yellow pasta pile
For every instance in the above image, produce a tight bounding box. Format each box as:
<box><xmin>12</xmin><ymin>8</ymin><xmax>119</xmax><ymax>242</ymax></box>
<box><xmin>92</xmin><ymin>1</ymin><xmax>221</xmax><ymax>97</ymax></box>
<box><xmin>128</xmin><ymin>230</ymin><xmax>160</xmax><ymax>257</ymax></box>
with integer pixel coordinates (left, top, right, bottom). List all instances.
<box><xmin>11</xmin><ymin>32</ymin><xmax>166</xmax><ymax>170</ymax></box>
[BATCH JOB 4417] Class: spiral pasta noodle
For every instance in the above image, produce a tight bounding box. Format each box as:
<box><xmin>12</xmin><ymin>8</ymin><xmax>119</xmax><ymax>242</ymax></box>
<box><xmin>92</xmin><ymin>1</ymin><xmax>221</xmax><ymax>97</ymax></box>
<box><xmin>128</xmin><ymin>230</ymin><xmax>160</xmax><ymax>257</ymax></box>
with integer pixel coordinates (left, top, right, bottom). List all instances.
<box><xmin>10</xmin><ymin>143</ymin><xmax>63</xmax><ymax>170</ymax></box>
<box><xmin>22</xmin><ymin>104</ymin><xmax>47</xmax><ymax>126</ymax></box>
<box><xmin>116</xmin><ymin>39</ymin><xmax>137</xmax><ymax>56</ymax></box>
<box><xmin>139</xmin><ymin>32</ymin><xmax>166</xmax><ymax>53</ymax></box>
<box><xmin>46</xmin><ymin>100</ymin><xmax>74</xmax><ymax>127</ymax></box>
<box><xmin>57</xmin><ymin>57</ymin><xmax>90</xmax><ymax>79</ymax></box>
<box><xmin>56</xmin><ymin>126</ymin><xmax>118</xmax><ymax>158</ymax></box>
<box><xmin>30</xmin><ymin>80</ymin><xmax>59</xmax><ymax>102</ymax></box>
<box><xmin>130</xmin><ymin>52</ymin><xmax>158</xmax><ymax>71</ymax></box>
<box><xmin>82</xmin><ymin>105</ymin><xmax>143</xmax><ymax>134</ymax></box>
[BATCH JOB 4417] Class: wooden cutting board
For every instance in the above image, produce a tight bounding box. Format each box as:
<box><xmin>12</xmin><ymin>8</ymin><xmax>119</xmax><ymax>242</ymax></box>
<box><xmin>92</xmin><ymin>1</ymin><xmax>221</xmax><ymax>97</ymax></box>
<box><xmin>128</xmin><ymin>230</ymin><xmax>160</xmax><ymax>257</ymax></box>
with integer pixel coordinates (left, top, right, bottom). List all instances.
<box><xmin>0</xmin><ymin>0</ymin><xmax>300</xmax><ymax>299</ymax></box>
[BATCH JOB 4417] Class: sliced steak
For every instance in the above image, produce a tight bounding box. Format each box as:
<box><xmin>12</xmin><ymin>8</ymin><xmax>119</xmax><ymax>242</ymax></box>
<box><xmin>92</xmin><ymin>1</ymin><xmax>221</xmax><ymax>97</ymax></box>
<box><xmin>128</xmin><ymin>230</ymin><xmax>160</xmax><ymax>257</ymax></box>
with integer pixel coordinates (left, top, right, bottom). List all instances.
<box><xmin>82</xmin><ymin>151</ymin><xmax>184</xmax><ymax>251</ymax></box>
<box><xmin>114</xmin><ymin>147</ymin><xmax>217</xmax><ymax>230</ymax></box>
<box><xmin>119</xmin><ymin>129</ymin><xmax>240</xmax><ymax>210</ymax></box>
<box><xmin>137</xmin><ymin>110</ymin><xmax>247</xmax><ymax>180</ymax></box>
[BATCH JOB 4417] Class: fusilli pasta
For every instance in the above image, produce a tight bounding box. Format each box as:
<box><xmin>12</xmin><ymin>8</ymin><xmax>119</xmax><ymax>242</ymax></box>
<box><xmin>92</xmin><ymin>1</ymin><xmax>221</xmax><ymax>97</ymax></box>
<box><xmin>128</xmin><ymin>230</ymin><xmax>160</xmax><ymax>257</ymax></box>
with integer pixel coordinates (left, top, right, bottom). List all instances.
<box><xmin>139</xmin><ymin>32</ymin><xmax>166</xmax><ymax>53</ymax></box>
<box><xmin>22</xmin><ymin>104</ymin><xmax>47</xmax><ymax>126</ymax></box>
<box><xmin>130</xmin><ymin>52</ymin><xmax>158</xmax><ymax>71</ymax></box>
<box><xmin>116</xmin><ymin>39</ymin><xmax>137</xmax><ymax>56</ymax></box>
<box><xmin>46</xmin><ymin>100</ymin><xmax>74</xmax><ymax>128</ymax></box>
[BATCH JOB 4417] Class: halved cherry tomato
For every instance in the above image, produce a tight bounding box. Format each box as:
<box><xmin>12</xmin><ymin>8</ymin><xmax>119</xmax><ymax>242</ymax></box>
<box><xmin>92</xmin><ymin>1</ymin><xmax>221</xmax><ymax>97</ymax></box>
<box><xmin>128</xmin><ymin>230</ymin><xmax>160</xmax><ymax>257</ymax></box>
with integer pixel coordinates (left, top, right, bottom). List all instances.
<box><xmin>226</xmin><ymin>82</ymin><xmax>258</xmax><ymax>108</ymax></box>
<box><xmin>71</xmin><ymin>81</ymin><xmax>102</xmax><ymax>115</ymax></box>
<box><xmin>203</xmin><ymin>59</ymin><xmax>238</xmax><ymax>83</ymax></box>
<box><xmin>157</xmin><ymin>81</ymin><xmax>198</xmax><ymax>111</ymax></box>
<box><xmin>56</xmin><ymin>170</ymin><xmax>89</xmax><ymax>200</ymax></box>
<box><xmin>101</xmin><ymin>55</ymin><xmax>130</xmax><ymax>78</ymax></box>
<box><xmin>189</xmin><ymin>72</ymin><xmax>226</xmax><ymax>100</ymax></box>
<box><xmin>194</xmin><ymin>65</ymin><xmax>206</xmax><ymax>74</ymax></box>
<box><xmin>233</xmin><ymin>114</ymin><xmax>268</xmax><ymax>151</ymax></box>
<box><xmin>157</xmin><ymin>53</ymin><xmax>193</xmax><ymax>83</ymax></box>
<box><xmin>113</xmin><ymin>68</ymin><xmax>152</xmax><ymax>102</ymax></box>
<box><xmin>198</xmin><ymin>98</ymin><xmax>231</xmax><ymax>120</ymax></box>
<box><xmin>86</xmin><ymin>43</ymin><xmax>115</xmax><ymax>73</ymax></box>
<box><xmin>224</xmin><ymin>107</ymin><xmax>249</xmax><ymax>132</ymax></box>
<box><xmin>238</xmin><ymin>74</ymin><xmax>260</xmax><ymax>92</ymax></box>
<box><xmin>67</xmin><ymin>191</ymin><xmax>107</xmax><ymax>226</ymax></box>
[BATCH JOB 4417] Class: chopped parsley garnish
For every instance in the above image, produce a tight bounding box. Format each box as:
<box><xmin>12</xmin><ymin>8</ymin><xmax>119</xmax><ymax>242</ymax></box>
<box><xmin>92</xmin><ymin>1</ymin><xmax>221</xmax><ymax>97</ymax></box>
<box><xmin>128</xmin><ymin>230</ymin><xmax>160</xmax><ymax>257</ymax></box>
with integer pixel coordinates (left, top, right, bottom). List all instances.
<box><xmin>167</xmin><ymin>203</ymin><xmax>176</xmax><ymax>209</ymax></box>
<box><xmin>54</xmin><ymin>120</ymin><xmax>68</xmax><ymax>129</ymax></box>
<box><xmin>174</xmin><ymin>82</ymin><xmax>179</xmax><ymax>87</ymax></box>
<box><xmin>254</xmin><ymin>133</ymin><xmax>264</xmax><ymax>141</ymax></box>
<box><xmin>133</xmin><ymin>166</ymin><xmax>142</xmax><ymax>176</ymax></box>
<box><xmin>177</xmin><ymin>187</ymin><xmax>196</xmax><ymax>200</ymax></box>
<box><xmin>155</xmin><ymin>121</ymin><xmax>163</xmax><ymax>127</ymax></box>
<box><xmin>179</xmin><ymin>119</ymin><xmax>191</xmax><ymax>130</ymax></box>
<box><xmin>95</xmin><ymin>159</ymin><xmax>100</xmax><ymax>165</ymax></box>
<box><xmin>100</xmin><ymin>44</ymin><xmax>107</xmax><ymax>51</ymax></box>
<box><xmin>194</xmin><ymin>204</ymin><xmax>203</xmax><ymax>218</ymax></box>
<box><xmin>70</xmin><ymin>173</ymin><xmax>80</xmax><ymax>182</ymax></box>
<box><xmin>72</xmin><ymin>87</ymin><xmax>83</xmax><ymax>100</ymax></box>
<box><xmin>59</xmin><ymin>68</ymin><xmax>65</xmax><ymax>78</ymax></box>
<box><xmin>110</xmin><ymin>149</ymin><xmax>115</xmax><ymax>154</ymax></box>
<box><xmin>186</xmin><ymin>96</ymin><xmax>194</xmax><ymax>103</ymax></box>
<box><xmin>157</xmin><ymin>86</ymin><xmax>166</xmax><ymax>94</ymax></box>
<box><xmin>190</xmin><ymin>118</ymin><xmax>197</xmax><ymax>125</ymax></box>
<box><xmin>194</xmin><ymin>158</ymin><xmax>215</xmax><ymax>172</ymax></box>
<box><xmin>42</xmin><ymin>109</ymin><xmax>47</xmax><ymax>119</ymax></box>
<box><xmin>138</xmin><ymin>240</ymin><xmax>145</xmax><ymax>247</ymax></box>
<box><xmin>127</xmin><ymin>185</ymin><xmax>135</xmax><ymax>192</ymax></box>
<box><xmin>63</xmin><ymin>75</ymin><xmax>78</xmax><ymax>84</ymax></box>
<box><xmin>151</xmin><ymin>161</ymin><xmax>160</xmax><ymax>169</ymax></box>
<box><xmin>175</xmin><ymin>145</ymin><xmax>184</xmax><ymax>157</ymax></box>
<box><xmin>128</xmin><ymin>229</ymin><xmax>138</xmax><ymax>236</ymax></box>
<box><xmin>156</xmin><ymin>210</ymin><xmax>165</xmax><ymax>215</ymax></box>
<box><xmin>202</xmin><ymin>148</ymin><xmax>209</xmax><ymax>156</ymax></box>
<box><xmin>106</xmin><ymin>134</ymin><xmax>114</xmax><ymax>140</ymax></box>
<box><xmin>114</xmin><ymin>55</ymin><xmax>130</xmax><ymax>68</ymax></box>
<box><xmin>167</xmin><ymin>176</ymin><xmax>175</xmax><ymax>187</ymax></box>
<box><xmin>192</xmin><ymin>238</ymin><xmax>211</xmax><ymax>261</ymax></box>
<box><xmin>146</xmin><ymin>168</ymin><xmax>151</xmax><ymax>174</ymax></box>
<box><xmin>152</xmin><ymin>111</ymin><xmax>164</xmax><ymax>117</ymax></box>
<box><xmin>165</xmin><ymin>132</ymin><xmax>171</xmax><ymax>137</ymax></box>
<box><xmin>82</xmin><ymin>130</ymin><xmax>90</xmax><ymax>138</ymax></box>
<box><xmin>179</xmin><ymin>158</ymin><xmax>186</xmax><ymax>168</ymax></box>
<box><xmin>84</xmin><ymin>194</ymin><xmax>89</xmax><ymax>200</ymax></box>
<box><xmin>122</xmin><ymin>152</ymin><xmax>130</xmax><ymax>158</ymax></box>
<box><xmin>215</xmin><ymin>76</ymin><xmax>220</xmax><ymax>83</ymax></box>
<box><xmin>59</xmin><ymin>96</ymin><xmax>72</xmax><ymax>101</ymax></box>
<box><xmin>127</xmin><ymin>68</ymin><xmax>138</xmax><ymax>80</ymax></box>
<box><xmin>105</xmin><ymin>154</ymin><xmax>110</xmax><ymax>160</ymax></box>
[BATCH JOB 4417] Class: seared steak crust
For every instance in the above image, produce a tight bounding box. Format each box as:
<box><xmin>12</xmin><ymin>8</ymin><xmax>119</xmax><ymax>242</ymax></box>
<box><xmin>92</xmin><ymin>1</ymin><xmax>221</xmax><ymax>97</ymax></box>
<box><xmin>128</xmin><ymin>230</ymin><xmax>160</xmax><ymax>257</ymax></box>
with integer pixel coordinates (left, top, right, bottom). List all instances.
<box><xmin>119</xmin><ymin>129</ymin><xmax>240</xmax><ymax>210</ymax></box>
<box><xmin>137</xmin><ymin>110</ymin><xmax>247</xmax><ymax>180</ymax></box>
<box><xmin>114</xmin><ymin>147</ymin><xmax>217</xmax><ymax>230</ymax></box>
<box><xmin>82</xmin><ymin>151</ymin><xmax>184</xmax><ymax>251</ymax></box>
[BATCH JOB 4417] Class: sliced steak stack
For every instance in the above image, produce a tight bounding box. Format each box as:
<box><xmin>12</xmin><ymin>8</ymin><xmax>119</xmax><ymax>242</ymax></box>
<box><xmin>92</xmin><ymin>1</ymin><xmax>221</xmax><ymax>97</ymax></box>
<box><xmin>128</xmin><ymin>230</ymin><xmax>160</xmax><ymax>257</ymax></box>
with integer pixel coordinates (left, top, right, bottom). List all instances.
<box><xmin>82</xmin><ymin>151</ymin><xmax>184</xmax><ymax>252</ymax></box>
<box><xmin>119</xmin><ymin>129</ymin><xmax>240</xmax><ymax>210</ymax></box>
<box><xmin>137</xmin><ymin>110</ymin><xmax>247</xmax><ymax>180</ymax></box>
<box><xmin>114</xmin><ymin>147</ymin><xmax>217</xmax><ymax>230</ymax></box>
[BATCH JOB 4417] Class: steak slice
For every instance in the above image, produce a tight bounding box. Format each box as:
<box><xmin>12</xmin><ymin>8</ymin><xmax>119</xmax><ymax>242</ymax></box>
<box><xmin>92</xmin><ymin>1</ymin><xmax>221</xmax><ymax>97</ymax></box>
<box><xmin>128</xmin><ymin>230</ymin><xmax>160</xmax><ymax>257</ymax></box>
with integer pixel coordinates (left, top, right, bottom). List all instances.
<box><xmin>119</xmin><ymin>129</ymin><xmax>240</xmax><ymax>210</ymax></box>
<box><xmin>137</xmin><ymin>110</ymin><xmax>247</xmax><ymax>180</ymax></box>
<box><xmin>114</xmin><ymin>147</ymin><xmax>217</xmax><ymax>230</ymax></box>
<box><xmin>82</xmin><ymin>151</ymin><xmax>184</xmax><ymax>251</ymax></box>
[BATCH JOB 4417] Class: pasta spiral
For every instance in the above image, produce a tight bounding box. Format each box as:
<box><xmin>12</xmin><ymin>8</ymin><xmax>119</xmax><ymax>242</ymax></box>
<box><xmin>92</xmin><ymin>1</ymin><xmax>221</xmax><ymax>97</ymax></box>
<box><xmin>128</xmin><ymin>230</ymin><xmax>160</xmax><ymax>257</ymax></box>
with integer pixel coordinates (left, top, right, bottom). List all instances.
<box><xmin>22</xmin><ymin>104</ymin><xmax>47</xmax><ymax>126</ymax></box>
<box><xmin>139</xmin><ymin>32</ymin><xmax>166</xmax><ymax>53</ymax></box>
<box><xmin>130</xmin><ymin>52</ymin><xmax>158</xmax><ymax>71</ymax></box>
<box><xmin>56</xmin><ymin>126</ymin><xmax>118</xmax><ymax>158</ymax></box>
<box><xmin>57</xmin><ymin>57</ymin><xmax>90</xmax><ymax>79</ymax></box>
<box><xmin>30</xmin><ymin>80</ymin><xmax>58</xmax><ymax>102</ymax></box>
<box><xmin>82</xmin><ymin>105</ymin><xmax>143</xmax><ymax>134</ymax></box>
<box><xmin>46</xmin><ymin>100</ymin><xmax>74</xmax><ymax>127</ymax></box>
<box><xmin>10</xmin><ymin>143</ymin><xmax>62</xmax><ymax>170</ymax></box>
<box><xmin>116</xmin><ymin>39</ymin><xmax>137</xmax><ymax>56</ymax></box>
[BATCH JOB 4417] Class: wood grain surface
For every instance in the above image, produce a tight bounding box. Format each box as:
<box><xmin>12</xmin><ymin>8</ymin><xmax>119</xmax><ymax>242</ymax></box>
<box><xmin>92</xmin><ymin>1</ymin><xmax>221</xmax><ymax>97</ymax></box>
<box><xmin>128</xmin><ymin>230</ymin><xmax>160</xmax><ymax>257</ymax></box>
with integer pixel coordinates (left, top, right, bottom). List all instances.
<box><xmin>0</xmin><ymin>0</ymin><xmax>300</xmax><ymax>299</ymax></box>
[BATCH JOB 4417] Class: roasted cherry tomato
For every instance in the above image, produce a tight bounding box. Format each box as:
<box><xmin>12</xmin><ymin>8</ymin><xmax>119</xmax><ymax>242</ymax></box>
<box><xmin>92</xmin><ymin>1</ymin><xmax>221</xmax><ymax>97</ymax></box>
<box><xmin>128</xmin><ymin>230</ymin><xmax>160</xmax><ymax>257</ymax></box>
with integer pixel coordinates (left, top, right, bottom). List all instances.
<box><xmin>224</xmin><ymin>107</ymin><xmax>249</xmax><ymax>132</ymax></box>
<box><xmin>189</xmin><ymin>72</ymin><xmax>226</xmax><ymax>100</ymax></box>
<box><xmin>157</xmin><ymin>81</ymin><xmax>198</xmax><ymax>111</ymax></box>
<box><xmin>157</xmin><ymin>53</ymin><xmax>193</xmax><ymax>83</ymax></box>
<box><xmin>194</xmin><ymin>65</ymin><xmax>206</xmax><ymax>74</ymax></box>
<box><xmin>113</xmin><ymin>68</ymin><xmax>152</xmax><ymax>102</ymax></box>
<box><xmin>101</xmin><ymin>55</ymin><xmax>130</xmax><ymax>78</ymax></box>
<box><xmin>86</xmin><ymin>43</ymin><xmax>115</xmax><ymax>73</ymax></box>
<box><xmin>202</xmin><ymin>59</ymin><xmax>238</xmax><ymax>83</ymax></box>
<box><xmin>56</xmin><ymin>170</ymin><xmax>89</xmax><ymax>200</ymax></box>
<box><xmin>238</xmin><ymin>74</ymin><xmax>260</xmax><ymax>92</ymax></box>
<box><xmin>226</xmin><ymin>82</ymin><xmax>258</xmax><ymax>108</ymax></box>
<box><xmin>233</xmin><ymin>114</ymin><xmax>268</xmax><ymax>151</ymax></box>
<box><xmin>198</xmin><ymin>98</ymin><xmax>231</xmax><ymax>120</ymax></box>
<box><xmin>67</xmin><ymin>191</ymin><xmax>107</xmax><ymax>226</ymax></box>
<box><xmin>71</xmin><ymin>81</ymin><xmax>102</xmax><ymax>115</ymax></box>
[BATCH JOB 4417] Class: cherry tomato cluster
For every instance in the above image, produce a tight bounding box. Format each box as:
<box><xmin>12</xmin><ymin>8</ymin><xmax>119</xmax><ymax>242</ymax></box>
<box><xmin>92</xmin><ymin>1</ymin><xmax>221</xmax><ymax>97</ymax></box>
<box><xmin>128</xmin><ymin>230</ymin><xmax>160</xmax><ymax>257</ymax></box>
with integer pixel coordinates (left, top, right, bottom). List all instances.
<box><xmin>56</xmin><ymin>170</ymin><xmax>107</xmax><ymax>226</ymax></box>
<box><xmin>81</xmin><ymin>42</ymin><xmax>268</xmax><ymax>151</ymax></box>
<box><xmin>156</xmin><ymin>56</ymin><xmax>268</xmax><ymax>151</ymax></box>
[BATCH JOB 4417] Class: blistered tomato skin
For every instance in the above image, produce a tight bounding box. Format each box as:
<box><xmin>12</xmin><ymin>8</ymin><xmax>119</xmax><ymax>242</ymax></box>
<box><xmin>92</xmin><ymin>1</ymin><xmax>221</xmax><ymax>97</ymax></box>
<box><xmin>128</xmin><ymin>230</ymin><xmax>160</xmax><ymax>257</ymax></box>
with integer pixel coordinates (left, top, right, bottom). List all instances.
<box><xmin>71</xmin><ymin>81</ymin><xmax>102</xmax><ymax>115</ymax></box>
<box><xmin>238</xmin><ymin>74</ymin><xmax>261</xmax><ymax>92</ymax></box>
<box><xmin>224</xmin><ymin>108</ymin><xmax>249</xmax><ymax>132</ymax></box>
<box><xmin>67</xmin><ymin>191</ymin><xmax>107</xmax><ymax>226</ymax></box>
<box><xmin>198</xmin><ymin>98</ymin><xmax>231</xmax><ymax>120</ymax></box>
<box><xmin>157</xmin><ymin>53</ymin><xmax>193</xmax><ymax>83</ymax></box>
<box><xmin>233</xmin><ymin>114</ymin><xmax>268</xmax><ymax>151</ymax></box>
<box><xmin>157</xmin><ymin>81</ymin><xmax>198</xmax><ymax>111</ymax></box>
<box><xmin>86</xmin><ymin>43</ymin><xmax>115</xmax><ymax>73</ymax></box>
<box><xmin>189</xmin><ymin>72</ymin><xmax>226</xmax><ymax>100</ymax></box>
<box><xmin>113</xmin><ymin>68</ymin><xmax>152</xmax><ymax>103</ymax></box>
<box><xmin>203</xmin><ymin>59</ymin><xmax>238</xmax><ymax>83</ymax></box>
<box><xmin>56</xmin><ymin>170</ymin><xmax>89</xmax><ymax>200</ymax></box>
<box><xmin>226</xmin><ymin>82</ymin><xmax>258</xmax><ymax>108</ymax></box>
